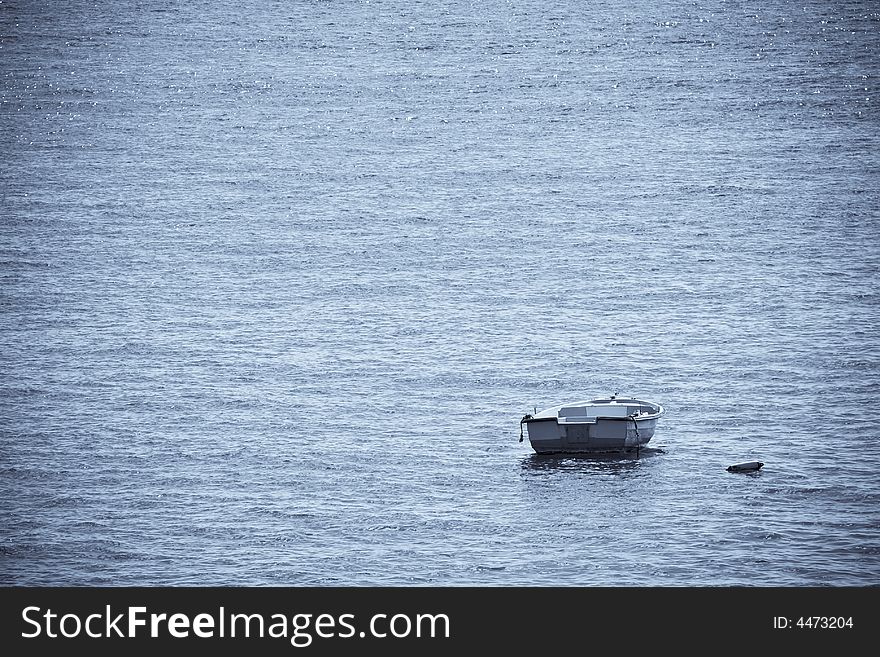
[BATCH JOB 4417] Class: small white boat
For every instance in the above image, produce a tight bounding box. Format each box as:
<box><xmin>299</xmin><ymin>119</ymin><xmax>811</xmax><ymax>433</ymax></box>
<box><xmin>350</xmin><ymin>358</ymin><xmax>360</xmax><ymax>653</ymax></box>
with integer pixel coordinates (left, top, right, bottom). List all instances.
<box><xmin>520</xmin><ymin>395</ymin><xmax>664</xmax><ymax>455</ymax></box>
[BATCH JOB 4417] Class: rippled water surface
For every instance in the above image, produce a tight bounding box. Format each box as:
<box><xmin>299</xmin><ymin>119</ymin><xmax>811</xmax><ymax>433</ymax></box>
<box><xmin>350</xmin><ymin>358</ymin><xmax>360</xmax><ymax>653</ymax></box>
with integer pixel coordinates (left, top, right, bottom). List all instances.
<box><xmin>2</xmin><ymin>0</ymin><xmax>879</xmax><ymax>586</ymax></box>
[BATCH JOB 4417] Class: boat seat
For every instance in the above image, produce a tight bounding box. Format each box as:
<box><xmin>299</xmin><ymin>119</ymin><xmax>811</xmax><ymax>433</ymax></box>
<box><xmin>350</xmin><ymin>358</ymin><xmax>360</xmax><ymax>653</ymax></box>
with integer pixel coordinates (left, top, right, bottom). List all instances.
<box><xmin>558</xmin><ymin>404</ymin><xmax>632</xmax><ymax>419</ymax></box>
<box><xmin>558</xmin><ymin>406</ymin><xmax>588</xmax><ymax>417</ymax></box>
<box><xmin>590</xmin><ymin>405</ymin><xmax>631</xmax><ymax>417</ymax></box>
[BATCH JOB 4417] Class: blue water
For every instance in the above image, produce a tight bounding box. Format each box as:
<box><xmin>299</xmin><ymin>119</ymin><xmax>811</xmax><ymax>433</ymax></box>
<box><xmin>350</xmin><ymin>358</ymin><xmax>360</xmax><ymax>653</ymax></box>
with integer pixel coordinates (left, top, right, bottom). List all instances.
<box><xmin>1</xmin><ymin>0</ymin><xmax>879</xmax><ymax>586</ymax></box>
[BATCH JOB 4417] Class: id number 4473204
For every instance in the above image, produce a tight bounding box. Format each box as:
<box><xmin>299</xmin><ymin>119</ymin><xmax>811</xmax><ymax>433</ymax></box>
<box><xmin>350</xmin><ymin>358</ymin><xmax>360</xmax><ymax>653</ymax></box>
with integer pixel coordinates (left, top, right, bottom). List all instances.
<box><xmin>773</xmin><ymin>616</ymin><xmax>854</xmax><ymax>629</ymax></box>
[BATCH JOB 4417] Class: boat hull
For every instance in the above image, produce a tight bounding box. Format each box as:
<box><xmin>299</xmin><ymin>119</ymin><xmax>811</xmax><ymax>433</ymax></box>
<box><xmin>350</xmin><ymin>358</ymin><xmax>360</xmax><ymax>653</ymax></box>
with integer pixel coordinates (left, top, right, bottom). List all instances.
<box><xmin>524</xmin><ymin>416</ymin><xmax>659</xmax><ymax>454</ymax></box>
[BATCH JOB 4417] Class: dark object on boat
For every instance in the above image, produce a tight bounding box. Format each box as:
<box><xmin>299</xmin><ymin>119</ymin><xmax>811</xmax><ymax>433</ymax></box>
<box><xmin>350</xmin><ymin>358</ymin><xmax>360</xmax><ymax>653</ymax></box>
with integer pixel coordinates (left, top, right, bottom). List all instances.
<box><xmin>727</xmin><ymin>461</ymin><xmax>764</xmax><ymax>473</ymax></box>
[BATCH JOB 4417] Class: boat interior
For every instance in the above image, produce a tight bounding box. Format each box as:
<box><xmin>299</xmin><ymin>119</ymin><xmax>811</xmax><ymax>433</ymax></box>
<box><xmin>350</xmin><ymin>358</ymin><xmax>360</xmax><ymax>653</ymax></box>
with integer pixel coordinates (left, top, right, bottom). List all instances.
<box><xmin>557</xmin><ymin>400</ymin><xmax>660</xmax><ymax>420</ymax></box>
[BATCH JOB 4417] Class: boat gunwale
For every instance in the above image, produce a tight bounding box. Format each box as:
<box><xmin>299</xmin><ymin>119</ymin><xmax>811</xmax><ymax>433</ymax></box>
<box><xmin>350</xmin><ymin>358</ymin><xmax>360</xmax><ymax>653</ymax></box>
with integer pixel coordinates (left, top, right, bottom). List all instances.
<box><xmin>523</xmin><ymin>398</ymin><xmax>664</xmax><ymax>423</ymax></box>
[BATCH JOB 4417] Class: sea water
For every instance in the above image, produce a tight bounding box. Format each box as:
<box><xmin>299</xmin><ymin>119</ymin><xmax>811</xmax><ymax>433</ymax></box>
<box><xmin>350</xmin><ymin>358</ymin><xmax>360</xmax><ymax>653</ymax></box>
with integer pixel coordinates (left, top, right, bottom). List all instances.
<box><xmin>1</xmin><ymin>0</ymin><xmax>879</xmax><ymax>586</ymax></box>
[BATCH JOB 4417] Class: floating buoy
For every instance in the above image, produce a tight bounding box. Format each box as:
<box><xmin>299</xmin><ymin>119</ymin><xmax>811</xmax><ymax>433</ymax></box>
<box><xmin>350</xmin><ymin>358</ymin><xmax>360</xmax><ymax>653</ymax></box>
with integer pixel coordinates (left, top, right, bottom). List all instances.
<box><xmin>727</xmin><ymin>461</ymin><xmax>764</xmax><ymax>473</ymax></box>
